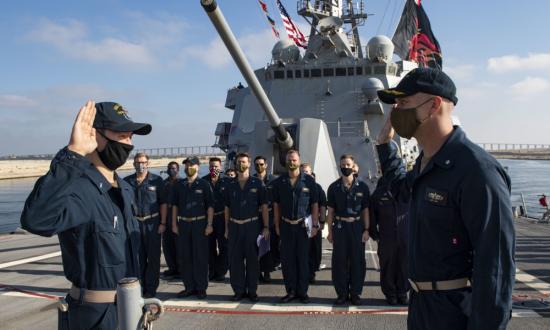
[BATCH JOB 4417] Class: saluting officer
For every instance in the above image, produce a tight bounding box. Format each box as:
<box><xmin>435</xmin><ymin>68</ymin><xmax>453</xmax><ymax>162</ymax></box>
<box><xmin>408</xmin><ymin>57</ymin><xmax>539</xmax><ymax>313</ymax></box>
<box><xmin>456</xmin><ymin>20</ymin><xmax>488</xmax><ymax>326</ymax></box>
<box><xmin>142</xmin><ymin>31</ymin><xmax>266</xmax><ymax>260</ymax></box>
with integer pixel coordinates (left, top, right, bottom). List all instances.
<box><xmin>369</xmin><ymin>177</ymin><xmax>409</xmax><ymax>305</ymax></box>
<box><xmin>272</xmin><ymin>150</ymin><xmax>319</xmax><ymax>304</ymax></box>
<box><xmin>202</xmin><ymin>157</ymin><xmax>228</xmax><ymax>282</ymax></box>
<box><xmin>21</xmin><ymin>101</ymin><xmax>151</xmax><ymax>329</ymax></box>
<box><xmin>300</xmin><ymin>163</ymin><xmax>327</xmax><ymax>284</ymax></box>
<box><xmin>224</xmin><ymin>153</ymin><xmax>270</xmax><ymax>302</ymax></box>
<box><xmin>253</xmin><ymin>155</ymin><xmax>277</xmax><ymax>283</ymax></box>
<box><xmin>327</xmin><ymin>154</ymin><xmax>370</xmax><ymax>306</ymax></box>
<box><xmin>376</xmin><ymin>68</ymin><xmax>515</xmax><ymax>329</ymax></box>
<box><xmin>124</xmin><ymin>152</ymin><xmax>165</xmax><ymax>298</ymax></box>
<box><xmin>160</xmin><ymin>161</ymin><xmax>182</xmax><ymax>278</ymax></box>
<box><xmin>172</xmin><ymin>156</ymin><xmax>214</xmax><ymax>299</ymax></box>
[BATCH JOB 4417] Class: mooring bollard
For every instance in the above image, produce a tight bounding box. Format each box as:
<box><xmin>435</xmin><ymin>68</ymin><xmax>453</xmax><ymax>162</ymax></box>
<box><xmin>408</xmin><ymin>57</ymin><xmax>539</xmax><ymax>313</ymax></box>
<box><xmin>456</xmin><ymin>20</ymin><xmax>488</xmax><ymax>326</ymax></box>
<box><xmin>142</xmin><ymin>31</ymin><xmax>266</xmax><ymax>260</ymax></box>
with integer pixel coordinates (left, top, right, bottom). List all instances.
<box><xmin>117</xmin><ymin>278</ymin><xmax>164</xmax><ymax>330</ymax></box>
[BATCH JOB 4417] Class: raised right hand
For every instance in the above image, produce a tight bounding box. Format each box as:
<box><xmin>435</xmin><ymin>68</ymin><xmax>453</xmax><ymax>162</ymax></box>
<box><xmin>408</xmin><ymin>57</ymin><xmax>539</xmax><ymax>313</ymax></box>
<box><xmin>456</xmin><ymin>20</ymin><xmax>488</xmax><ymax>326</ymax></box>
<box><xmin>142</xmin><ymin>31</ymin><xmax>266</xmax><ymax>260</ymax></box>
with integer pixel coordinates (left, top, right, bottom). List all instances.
<box><xmin>377</xmin><ymin>106</ymin><xmax>395</xmax><ymax>145</ymax></box>
<box><xmin>68</xmin><ymin>101</ymin><xmax>97</xmax><ymax>156</ymax></box>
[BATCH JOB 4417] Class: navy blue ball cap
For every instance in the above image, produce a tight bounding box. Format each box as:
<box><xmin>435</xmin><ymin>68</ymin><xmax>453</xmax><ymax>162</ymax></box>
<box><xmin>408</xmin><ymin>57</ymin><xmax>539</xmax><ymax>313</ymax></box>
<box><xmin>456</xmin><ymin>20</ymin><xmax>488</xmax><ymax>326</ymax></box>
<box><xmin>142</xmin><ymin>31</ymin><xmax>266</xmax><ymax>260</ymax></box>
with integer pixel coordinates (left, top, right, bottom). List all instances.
<box><xmin>183</xmin><ymin>156</ymin><xmax>200</xmax><ymax>166</ymax></box>
<box><xmin>93</xmin><ymin>102</ymin><xmax>152</xmax><ymax>135</ymax></box>
<box><xmin>377</xmin><ymin>68</ymin><xmax>458</xmax><ymax>105</ymax></box>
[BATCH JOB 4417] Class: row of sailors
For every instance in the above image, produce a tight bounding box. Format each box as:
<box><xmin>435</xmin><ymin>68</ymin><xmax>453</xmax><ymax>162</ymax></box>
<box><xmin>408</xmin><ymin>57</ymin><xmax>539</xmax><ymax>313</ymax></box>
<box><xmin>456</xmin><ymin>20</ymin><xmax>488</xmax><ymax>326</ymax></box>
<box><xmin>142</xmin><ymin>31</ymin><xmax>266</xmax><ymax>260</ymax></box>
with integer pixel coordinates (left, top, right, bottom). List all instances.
<box><xmin>129</xmin><ymin>149</ymin><xmax>408</xmax><ymax>306</ymax></box>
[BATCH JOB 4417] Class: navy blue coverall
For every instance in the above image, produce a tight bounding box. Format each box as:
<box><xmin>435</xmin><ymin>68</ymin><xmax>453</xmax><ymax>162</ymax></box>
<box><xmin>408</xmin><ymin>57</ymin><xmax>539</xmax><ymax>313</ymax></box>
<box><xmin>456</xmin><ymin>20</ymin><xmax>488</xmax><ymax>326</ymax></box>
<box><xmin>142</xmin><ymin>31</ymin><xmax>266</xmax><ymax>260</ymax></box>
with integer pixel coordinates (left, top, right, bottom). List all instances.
<box><xmin>224</xmin><ymin>177</ymin><xmax>267</xmax><ymax>296</ymax></box>
<box><xmin>377</xmin><ymin>126</ymin><xmax>515</xmax><ymax>330</ymax></box>
<box><xmin>161</xmin><ymin>177</ymin><xmax>181</xmax><ymax>275</ymax></box>
<box><xmin>327</xmin><ymin>178</ymin><xmax>370</xmax><ymax>298</ymax></box>
<box><xmin>309</xmin><ymin>182</ymin><xmax>326</xmax><ymax>280</ymax></box>
<box><xmin>272</xmin><ymin>172</ymin><xmax>318</xmax><ymax>297</ymax></box>
<box><xmin>20</xmin><ymin>147</ymin><xmax>140</xmax><ymax>330</ymax></box>
<box><xmin>369</xmin><ymin>179</ymin><xmax>409</xmax><ymax>300</ymax></box>
<box><xmin>202</xmin><ymin>174</ymin><xmax>229</xmax><ymax>279</ymax></box>
<box><xmin>124</xmin><ymin>172</ymin><xmax>165</xmax><ymax>296</ymax></box>
<box><xmin>173</xmin><ymin>178</ymin><xmax>214</xmax><ymax>293</ymax></box>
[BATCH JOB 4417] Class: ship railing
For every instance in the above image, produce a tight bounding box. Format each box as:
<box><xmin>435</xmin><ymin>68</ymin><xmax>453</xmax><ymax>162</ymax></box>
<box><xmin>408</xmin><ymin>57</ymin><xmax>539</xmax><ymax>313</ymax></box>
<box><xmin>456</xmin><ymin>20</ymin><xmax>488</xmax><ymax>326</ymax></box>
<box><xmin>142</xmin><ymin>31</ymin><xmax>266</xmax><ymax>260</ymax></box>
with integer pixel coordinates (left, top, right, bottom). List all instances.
<box><xmin>512</xmin><ymin>192</ymin><xmax>550</xmax><ymax>220</ymax></box>
<box><xmin>478</xmin><ymin>143</ymin><xmax>550</xmax><ymax>152</ymax></box>
<box><xmin>325</xmin><ymin>120</ymin><xmax>367</xmax><ymax>137</ymax></box>
<box><xmin>130</xmin><ymin>146</ymin><xmax>225</xmax><ymax>159</ymax></box>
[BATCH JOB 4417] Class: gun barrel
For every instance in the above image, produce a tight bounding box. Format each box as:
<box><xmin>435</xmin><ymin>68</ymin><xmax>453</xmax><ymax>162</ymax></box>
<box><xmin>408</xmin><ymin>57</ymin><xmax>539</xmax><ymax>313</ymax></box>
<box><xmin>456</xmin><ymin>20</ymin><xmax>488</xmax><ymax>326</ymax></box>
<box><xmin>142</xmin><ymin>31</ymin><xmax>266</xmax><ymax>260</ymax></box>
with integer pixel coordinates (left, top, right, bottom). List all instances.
<box><xmin>200</xmin><ymin>0</ymin><xmax>293</xmax><ymax>149</ymax></box>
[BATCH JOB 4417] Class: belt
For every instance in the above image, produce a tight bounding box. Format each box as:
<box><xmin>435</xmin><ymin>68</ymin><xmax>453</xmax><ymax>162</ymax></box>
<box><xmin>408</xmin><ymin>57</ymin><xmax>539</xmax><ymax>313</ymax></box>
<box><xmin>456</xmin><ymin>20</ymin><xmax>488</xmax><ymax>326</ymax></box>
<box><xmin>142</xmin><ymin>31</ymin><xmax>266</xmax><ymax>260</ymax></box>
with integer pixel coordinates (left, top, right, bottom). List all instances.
<box><xmin>136</xmin><ymin>212</ymin><xmax>159</xmax><ymax>221</ymax></box>
<box><xmin>69</xmin><ymin>285</ymin><xmax>116</xmax><ymax>304</ymax></box>
<box><xmin>177</xmin><ymin>215</ymin><xmax>206</xmax><ymax>222</ymax></box>
<box><xmin>214</xmin><ymin>210</ymin><xmax>225</xmax><ymax>216</ymax></box>
<box><xmin>282</xmin><ymin>217</ymin><xmax>305</xmax><ymax>224</ymax></box>
<box><xmin>335</xmin><ymin>216</ymin><xmax>360</xmax><ymax>222</ymax></box>
<box><xmin>230</xmin><ymin>217</ymin><xmax>258</xmax><ymax>224</ymax></box>
<box><xmin>408</xmin><ymin>278</ymin><xmax>471</xmax><ymax>292</ymax></box>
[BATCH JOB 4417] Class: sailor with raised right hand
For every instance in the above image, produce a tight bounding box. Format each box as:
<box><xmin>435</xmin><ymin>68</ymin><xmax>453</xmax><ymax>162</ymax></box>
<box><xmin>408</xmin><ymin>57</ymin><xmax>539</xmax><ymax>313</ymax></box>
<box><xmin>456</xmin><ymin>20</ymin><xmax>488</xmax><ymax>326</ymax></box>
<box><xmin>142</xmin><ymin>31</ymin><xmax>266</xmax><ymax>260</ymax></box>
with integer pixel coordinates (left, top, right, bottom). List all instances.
<box><xmin>20</xmin><ymin>101</ymin><xmax>151</xmax><ymax>329</ymax></box>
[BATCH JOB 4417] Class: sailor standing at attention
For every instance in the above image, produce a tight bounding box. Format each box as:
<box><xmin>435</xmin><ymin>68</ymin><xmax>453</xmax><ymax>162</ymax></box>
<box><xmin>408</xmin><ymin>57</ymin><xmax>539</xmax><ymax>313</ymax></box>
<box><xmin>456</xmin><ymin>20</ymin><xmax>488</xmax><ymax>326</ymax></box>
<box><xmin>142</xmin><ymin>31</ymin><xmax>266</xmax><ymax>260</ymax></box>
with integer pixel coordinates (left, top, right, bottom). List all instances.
<box><xmin>172</xmin><ymin>156</ymin><xmax>214</xmax><ymax>299</ymax></box>
<box><xmin>376</xmin><ymin>67</ymin><xmax>515</xmax><ymax>329</ymax></box>
<box><xmin>224</xmin><ymin>153</ymin><xmax>270</xmax><ymax>302</ymax></box>
<box><xmin>160</xmin><ymin>161</ymin><xmax>182</xmax><ymax>278</ymax></box>
<box><xmin>272</xmin><ymin>149</ymin><xmax>319</xmax><ymax>304</ymax></box>
<box><xmin>21</xmin><ymin>101</ymin><xmax>151</xmax><ymax>329</ymax></box>
<box><xmin>253</xmin><ymin>155</ymin><xmax>278</xmax><ymax>283</ymax></box>
<box><xmin>326</xmin><ymin>154</ymin><xmax>370</xmax><ymax>306</ymax></box>
<box><xmin>202</xmin><ymin>157</ymin><xmax>229</xmax><ymax>282</ymax></box>
<box><xmin>124</xmin><ymin>152</ymin><xmax>166</xmax><ymax>298</ymax></box>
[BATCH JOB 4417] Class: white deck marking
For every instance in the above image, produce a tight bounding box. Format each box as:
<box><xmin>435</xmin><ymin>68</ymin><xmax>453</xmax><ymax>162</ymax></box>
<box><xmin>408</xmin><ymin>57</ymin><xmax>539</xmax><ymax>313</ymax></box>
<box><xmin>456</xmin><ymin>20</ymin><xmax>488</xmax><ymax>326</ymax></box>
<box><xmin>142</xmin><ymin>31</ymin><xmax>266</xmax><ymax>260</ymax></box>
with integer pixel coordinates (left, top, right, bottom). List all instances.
<box><xmin>516</xmin><ymin>268</ymin><xmax>550</xmax><ymax>295</ymax></box>
<box><xmin>251</xmin><ymin>303</ymin><xmax>333</xmax><ymax>312</ymax></box>
<box><xmin>163</xmin><ymin>299</ymin><xmax>240</xmax><ymax>309</ymax></box>
<box><xmin>0</xmin><ymin>251</ymin><xmax>61</xmax><ymax>269</ymax></box>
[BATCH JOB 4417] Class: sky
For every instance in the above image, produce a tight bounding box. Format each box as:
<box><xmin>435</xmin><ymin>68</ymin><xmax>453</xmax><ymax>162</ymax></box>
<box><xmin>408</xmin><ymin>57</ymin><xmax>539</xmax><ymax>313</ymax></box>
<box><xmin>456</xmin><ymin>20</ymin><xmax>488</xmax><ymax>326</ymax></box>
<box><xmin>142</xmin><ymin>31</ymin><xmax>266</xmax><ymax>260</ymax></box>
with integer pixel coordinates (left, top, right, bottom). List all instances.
<box><xmin>1</xmin><ymin>0</ymin><xmax>549</xmax><ymax>156</ymax></box>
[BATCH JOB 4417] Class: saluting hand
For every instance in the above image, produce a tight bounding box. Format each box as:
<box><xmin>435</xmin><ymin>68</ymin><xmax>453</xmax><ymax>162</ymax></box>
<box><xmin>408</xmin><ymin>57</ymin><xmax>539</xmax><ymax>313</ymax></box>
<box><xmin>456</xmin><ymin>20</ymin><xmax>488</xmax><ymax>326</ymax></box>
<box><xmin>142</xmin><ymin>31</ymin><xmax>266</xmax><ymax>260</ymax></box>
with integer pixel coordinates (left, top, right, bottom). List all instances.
<box><xmin>377</xmin><ymin>106</ymin><xmax>395</xmax><ymax>145</ymax></box>
<box><xmin>68</xmin><ymin>101</ymin><xmax>97</xmax><ymax>156</ymax></box>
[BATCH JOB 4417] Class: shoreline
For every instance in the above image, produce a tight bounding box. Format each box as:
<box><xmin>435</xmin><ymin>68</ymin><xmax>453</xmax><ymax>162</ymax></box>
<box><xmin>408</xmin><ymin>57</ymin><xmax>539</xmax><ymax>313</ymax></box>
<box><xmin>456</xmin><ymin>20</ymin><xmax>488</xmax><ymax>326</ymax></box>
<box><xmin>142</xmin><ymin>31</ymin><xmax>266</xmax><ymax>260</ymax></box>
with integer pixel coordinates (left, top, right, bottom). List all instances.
<box><xmin>0</xmin><ymin>157</ymin><xmax>220</xmax><ymax>181</ymax></box>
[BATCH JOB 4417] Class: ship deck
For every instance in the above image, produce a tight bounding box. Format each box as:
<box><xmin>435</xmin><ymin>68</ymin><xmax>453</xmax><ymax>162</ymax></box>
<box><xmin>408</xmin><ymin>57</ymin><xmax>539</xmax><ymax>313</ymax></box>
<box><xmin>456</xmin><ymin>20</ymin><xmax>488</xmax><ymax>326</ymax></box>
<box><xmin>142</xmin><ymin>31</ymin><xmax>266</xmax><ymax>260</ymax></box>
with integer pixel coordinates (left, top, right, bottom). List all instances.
<box><xmin>1</xmin><ymin>217</ymin><xmax>549</xmax><ymax>329</ymax></box>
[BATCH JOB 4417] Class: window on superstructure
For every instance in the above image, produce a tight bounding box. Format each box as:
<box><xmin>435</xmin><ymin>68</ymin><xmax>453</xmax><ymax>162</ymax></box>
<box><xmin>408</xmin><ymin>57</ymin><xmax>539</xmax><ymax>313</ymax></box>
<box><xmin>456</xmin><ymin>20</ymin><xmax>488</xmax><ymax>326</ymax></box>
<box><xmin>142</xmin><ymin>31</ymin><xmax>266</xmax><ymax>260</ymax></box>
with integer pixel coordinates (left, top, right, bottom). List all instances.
<box><xmin>347</xmin><ymin>67</ymin><xmax>355</xmax><ymax>76</ymax></box>
<box><xmin>287</xmin><ymin>70</ymin><xmax>294</xmax><ymax>78</ymax></box>
<box><xmin>356</xmin><ymin>67</ymin><xmax>363</xmax><ymax>75</ymax></box>
<box><xmin>311</xmin><ymin>69</ymin><xmax>321</xmax><ymax>77</ymax></box>
<box><xmin>336</xmin><ymin>68</ymin><xmax>346</xmax><ymax>76</ymax></box>
<box><xmin>323</xmin><ymin>68</ymin><xmax>334</xmax><ymax>77</ymax></box>
<box><xmin>304</xmin><ymin>69</ymin><xmax>310</xmax><ymax>78</ymax></box>
<box><xmin>274</xmin><ymin>70</ymin><xmax>285</xmax><ymax>79</ymax></box>
<box><xmin>295</xmin><ymin>70</ymin><xmax>302</xmax><ymax>78</ymax></box>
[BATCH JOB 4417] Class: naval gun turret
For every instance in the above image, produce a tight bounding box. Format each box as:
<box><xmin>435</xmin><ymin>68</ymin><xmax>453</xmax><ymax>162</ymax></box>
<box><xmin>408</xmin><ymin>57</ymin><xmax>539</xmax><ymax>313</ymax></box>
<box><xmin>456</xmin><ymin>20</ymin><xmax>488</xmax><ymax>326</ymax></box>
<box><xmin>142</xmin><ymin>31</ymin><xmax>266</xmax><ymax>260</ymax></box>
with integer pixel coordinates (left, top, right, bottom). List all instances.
<box><xmin>202</xmin><ymin>0</ymin><xmax>420</xmax><ymax>191</ymax></box>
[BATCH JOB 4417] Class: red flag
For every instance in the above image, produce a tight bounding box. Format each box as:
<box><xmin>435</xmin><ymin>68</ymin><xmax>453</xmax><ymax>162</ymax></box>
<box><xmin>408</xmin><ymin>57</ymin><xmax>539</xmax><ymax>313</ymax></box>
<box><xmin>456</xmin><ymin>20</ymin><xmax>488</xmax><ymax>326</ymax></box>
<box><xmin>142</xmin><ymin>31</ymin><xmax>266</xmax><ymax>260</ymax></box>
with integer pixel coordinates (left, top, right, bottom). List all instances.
<box><xmin>392</xmin><ymin>0</ymin><xmax>442</xmax><ymax>68</ymax></box>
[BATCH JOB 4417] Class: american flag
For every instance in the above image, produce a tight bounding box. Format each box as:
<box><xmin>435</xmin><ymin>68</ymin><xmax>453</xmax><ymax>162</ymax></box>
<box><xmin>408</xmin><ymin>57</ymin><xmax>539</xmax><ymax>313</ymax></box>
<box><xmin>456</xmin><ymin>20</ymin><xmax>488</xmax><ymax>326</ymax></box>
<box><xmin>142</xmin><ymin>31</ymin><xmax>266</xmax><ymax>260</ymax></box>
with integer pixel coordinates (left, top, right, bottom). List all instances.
<box><xmin>276</xmin><ymin>0</ymin><xmax>307</xmax><ymax>49</ymax></box>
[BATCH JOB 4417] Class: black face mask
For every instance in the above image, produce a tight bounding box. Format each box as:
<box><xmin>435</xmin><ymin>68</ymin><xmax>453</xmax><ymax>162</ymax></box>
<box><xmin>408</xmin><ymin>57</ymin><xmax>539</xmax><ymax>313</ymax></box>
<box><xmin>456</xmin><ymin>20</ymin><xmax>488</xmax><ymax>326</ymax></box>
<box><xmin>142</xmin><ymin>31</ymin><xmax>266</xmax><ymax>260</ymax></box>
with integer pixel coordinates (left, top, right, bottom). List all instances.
<box><xmin>97</xmin><ymin>131</ymin><xmax>134</xmax><ymax>171</ymax></box>
<box><xmin>340</xmin><ymin>167</ymin><xmax>354</xmax><ymax>177</ymax></box>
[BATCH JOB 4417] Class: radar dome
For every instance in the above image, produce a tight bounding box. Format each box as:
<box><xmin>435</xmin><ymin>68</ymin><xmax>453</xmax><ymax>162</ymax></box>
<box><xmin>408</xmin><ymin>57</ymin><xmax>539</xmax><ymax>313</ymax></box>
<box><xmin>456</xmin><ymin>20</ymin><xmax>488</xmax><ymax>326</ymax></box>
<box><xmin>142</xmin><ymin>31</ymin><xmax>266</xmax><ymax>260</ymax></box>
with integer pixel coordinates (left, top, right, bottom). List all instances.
<box><xmin>366</xmin><ymin>35</ymin><xmax>394</xmax><ymax>64</ymax></box>
<box><xmin>362</xmin><ymin>78</ymin><xmax>385</xmax><ymax>101</ymax></box>
<box><xmin>272</xmin><ymin>40</ymin><xmax>301</xmax><ymax>63</ymax></box>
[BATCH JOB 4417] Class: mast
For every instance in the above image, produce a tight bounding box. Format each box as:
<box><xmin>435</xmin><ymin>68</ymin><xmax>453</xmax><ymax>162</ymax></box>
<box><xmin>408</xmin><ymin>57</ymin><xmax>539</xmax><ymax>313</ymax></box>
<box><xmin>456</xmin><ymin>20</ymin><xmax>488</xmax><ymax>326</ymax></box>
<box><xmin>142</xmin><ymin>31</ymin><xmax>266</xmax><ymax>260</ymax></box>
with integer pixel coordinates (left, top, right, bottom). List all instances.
<box><xmin>297</xmin><ymin>0</ymin><xmax>368</xmax><ymax>58</ymax></box>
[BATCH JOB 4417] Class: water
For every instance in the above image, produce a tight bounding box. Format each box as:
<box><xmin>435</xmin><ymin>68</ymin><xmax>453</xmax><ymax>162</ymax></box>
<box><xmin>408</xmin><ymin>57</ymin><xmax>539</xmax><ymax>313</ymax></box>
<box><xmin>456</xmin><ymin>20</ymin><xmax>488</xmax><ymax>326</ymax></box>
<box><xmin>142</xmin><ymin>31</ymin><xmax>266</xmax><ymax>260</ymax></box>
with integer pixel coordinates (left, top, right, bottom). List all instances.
<box><xmin>0</xmin><ymin>160</ymin><xmax>548</xmax><ymax>233</ymax></box>
<box><xmin>0</xmin><ymin>165</ymin><xmax>210</xmax><ymax>234</ymax></box>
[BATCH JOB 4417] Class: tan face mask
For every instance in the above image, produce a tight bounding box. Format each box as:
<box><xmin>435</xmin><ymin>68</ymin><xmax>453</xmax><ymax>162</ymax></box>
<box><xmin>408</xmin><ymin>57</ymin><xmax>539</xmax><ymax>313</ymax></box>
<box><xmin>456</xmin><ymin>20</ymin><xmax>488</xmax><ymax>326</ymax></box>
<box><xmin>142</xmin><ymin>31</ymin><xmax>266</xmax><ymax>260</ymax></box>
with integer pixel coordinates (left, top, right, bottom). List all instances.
<box><xmin>390</xmin><ymin>98</ymin><xmax>433</xmax><ymax>139</ymax></box>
